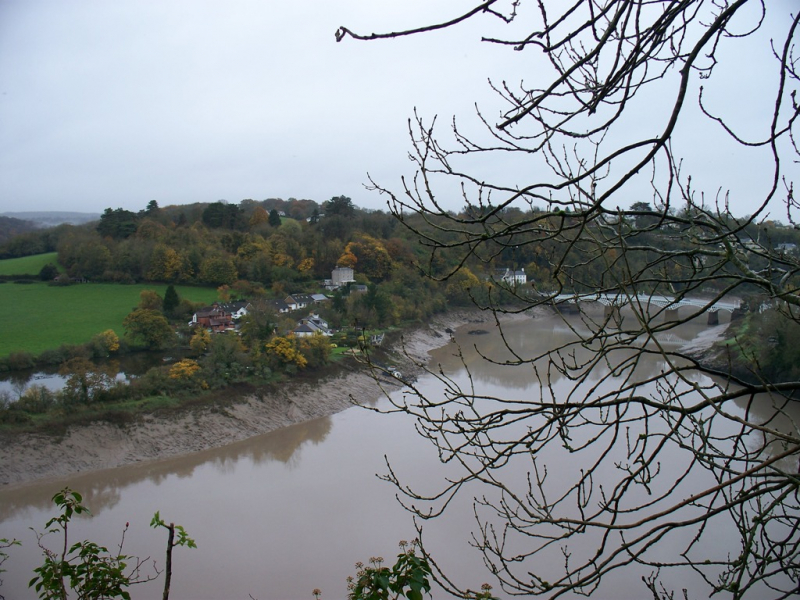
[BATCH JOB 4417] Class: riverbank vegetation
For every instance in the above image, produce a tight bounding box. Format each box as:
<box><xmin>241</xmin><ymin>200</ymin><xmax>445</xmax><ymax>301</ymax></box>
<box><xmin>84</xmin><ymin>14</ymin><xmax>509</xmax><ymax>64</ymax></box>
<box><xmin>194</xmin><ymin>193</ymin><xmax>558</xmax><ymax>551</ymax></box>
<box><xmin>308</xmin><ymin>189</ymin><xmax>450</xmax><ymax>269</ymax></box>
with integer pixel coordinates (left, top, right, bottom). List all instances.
<box><xmin>2</xmin><ymin>193</ymin><xmax>800</xmax><ymax>440</ymax></box>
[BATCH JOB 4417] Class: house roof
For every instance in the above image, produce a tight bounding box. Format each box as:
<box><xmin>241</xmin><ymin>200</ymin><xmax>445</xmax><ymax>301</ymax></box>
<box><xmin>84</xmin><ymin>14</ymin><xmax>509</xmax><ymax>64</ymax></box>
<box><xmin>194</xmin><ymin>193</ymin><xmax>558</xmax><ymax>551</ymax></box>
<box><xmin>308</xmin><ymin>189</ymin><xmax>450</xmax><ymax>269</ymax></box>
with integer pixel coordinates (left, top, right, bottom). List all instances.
<box><xmin>216</xmin><ymin>301</ymin><xmax>250</xmax><ymax>312</ymax></box>
<box><xmin>266</xmin><ymin>299</ymin><xmax>290</xmax><ymax>311</ymax></box>
<box><xmin>293</xmin><ymin>324</ymin><xmax>317</xmax><ymax>334</ymax></box>
<box><xmin>287</xmin><ymin>293</ymin><xmax>314</xmax><ymax>303</ymax></box>
<box><xmin>195</xmin><ymin>307</ymin><xmax>227</xmax><ymax>318</ymax></box>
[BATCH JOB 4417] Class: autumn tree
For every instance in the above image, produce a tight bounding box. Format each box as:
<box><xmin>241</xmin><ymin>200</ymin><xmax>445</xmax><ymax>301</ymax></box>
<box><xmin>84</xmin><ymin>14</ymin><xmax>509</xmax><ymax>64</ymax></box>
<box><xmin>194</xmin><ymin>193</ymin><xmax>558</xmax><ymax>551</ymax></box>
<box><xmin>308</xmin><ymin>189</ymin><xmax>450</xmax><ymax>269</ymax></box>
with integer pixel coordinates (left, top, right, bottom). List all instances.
<box><xmin>59</xmin><ymin>358</ymin><xmax>115</xmax><ymax>404</ymax></box>
<box><xmin>297</xmin><ymin>332</ymin><xmax>332</xmax><ymax>368</ymax></box>
<box><xmin>343</xmin><ymin>234</ymin><xmax>393</xmax><ymax>281</ymax></box>
<box><xmin>201</xmin><ymin>333</ymin><xmax>250</xmax><ymax>385</ymax></box>
<box><xmin>336</xmin><ymin>249</ymin><xmax>358</xmax><ymax>269</ymax></box>
<box><xmin>189</xmin><ymin>327</ymin><xmax>211</xmax><ymax>355</ymax></box>
<box><xmin>147</xmin><ymin>244</ymin><xmax>185</xmax><ymax>281</ymax></box>
<box><xmin>238</xmin><ymin>300</ymin><xmax>279</xmax><ymax>349</ymax></box>
<box><xmin>264</xmin><ymin>335</ymin><xmax>308</xmax><ymax>372</ymax></box>
<box><xmin>338</xmin><ymin>2</ymin><xmax>800</xmax><ymax>599</ymax></box>
<box><xmin>123</xmin><ymin>309</ymin><xmax>174</xmax><ymax>349</ymax></box>
<box><xmin>90</xmin><ymin>329</ymin><xmax>120</xmax><ymax>357</ymax></box>
<box><xmin>199</xmin><ymin>255</ymin><xmax>238</xmax><ymax>286</ymax></box>
<box><xmin>297</xmin><ymin>257</ymin><xmax>315</xmax><ymax>277</ymax></box>
<box><xmin>443</xmin><ymin>266</ymin><xmax>485</xmax><ymax>306</ymax></box>
<box><xmin>249</xmin><ymin>205</ymin><xmax>269</xmax><ymax>228</ymax></box>
<box><xmin>138</xmin><ymin>289</ymin><xmax>163</xmax><ymax>311</ymax></box>
<box><xmin>67</xmin><ymin>240</ymin><xmax>112</xmax><ymax>279</ymax></box>
<box><xmin>169</xmin><ymin>359</ymin><xmax>202</xmax><ymax>385</ymax></box>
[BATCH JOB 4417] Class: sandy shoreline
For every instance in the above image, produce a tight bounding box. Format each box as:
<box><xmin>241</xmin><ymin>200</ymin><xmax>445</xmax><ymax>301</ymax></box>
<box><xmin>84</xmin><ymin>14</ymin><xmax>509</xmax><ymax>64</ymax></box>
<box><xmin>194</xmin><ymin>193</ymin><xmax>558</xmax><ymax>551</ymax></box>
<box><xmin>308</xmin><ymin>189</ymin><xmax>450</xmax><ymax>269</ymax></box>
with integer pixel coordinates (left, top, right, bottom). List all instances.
<box><xmin>0</xmin><ymin>310</ymin><xmax>499</xmax><ymax>489</ymax></box>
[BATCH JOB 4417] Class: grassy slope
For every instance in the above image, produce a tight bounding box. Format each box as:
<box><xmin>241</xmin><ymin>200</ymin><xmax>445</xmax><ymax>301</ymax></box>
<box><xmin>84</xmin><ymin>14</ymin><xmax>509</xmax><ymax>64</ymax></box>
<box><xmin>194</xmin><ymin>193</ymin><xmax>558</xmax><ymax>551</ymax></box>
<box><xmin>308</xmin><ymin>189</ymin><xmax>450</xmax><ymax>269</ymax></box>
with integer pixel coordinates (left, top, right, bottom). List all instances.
<box><xmin>0</xmin><ymin>282</ymin><xmax>219</xmax><ymax>357</ymax></box>
<box><xmin>0</xmin><ymin>252</ymin><xmax>60</xmax><ymax>276</ymax></box>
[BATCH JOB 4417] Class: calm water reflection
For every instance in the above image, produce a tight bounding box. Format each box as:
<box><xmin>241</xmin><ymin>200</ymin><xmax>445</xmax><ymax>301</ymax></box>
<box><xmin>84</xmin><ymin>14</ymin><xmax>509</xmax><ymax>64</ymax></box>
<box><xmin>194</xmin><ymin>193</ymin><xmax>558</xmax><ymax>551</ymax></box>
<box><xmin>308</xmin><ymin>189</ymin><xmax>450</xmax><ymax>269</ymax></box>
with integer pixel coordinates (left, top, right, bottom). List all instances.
<box><xmin>0</xmin><ymin>311</ymin><xmax>796</xmax><ymax>599</ymax></box>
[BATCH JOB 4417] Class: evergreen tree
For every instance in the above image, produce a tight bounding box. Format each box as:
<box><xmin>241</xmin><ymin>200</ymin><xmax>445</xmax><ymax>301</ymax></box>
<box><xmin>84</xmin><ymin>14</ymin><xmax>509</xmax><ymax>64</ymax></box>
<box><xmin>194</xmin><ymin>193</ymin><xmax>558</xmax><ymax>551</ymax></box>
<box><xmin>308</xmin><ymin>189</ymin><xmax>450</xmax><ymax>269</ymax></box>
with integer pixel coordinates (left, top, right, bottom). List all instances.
<box><xmin>163</xmin><ymin>285</ymin><xmax>180</xmax><ymax>316</ymax></box>
<box><xmin>268</xmin><ymin>208</ymin><xmax>282</xmax><ymax>227</ymax></box>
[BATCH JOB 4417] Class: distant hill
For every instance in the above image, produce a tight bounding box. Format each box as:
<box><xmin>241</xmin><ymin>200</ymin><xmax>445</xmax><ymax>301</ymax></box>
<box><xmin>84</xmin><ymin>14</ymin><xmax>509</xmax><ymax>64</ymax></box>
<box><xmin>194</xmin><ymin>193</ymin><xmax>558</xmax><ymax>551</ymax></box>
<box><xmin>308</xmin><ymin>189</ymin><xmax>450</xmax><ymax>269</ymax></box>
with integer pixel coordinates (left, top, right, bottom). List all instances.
<box><xmin>1</xmin><ymin>211</ymin><xmax>100</xmax><ymax>228</ymax></box>
<box><xmin>0</xmin><ymin>215</ymin><xmax>40</xmax><ymax>245</ymax></box>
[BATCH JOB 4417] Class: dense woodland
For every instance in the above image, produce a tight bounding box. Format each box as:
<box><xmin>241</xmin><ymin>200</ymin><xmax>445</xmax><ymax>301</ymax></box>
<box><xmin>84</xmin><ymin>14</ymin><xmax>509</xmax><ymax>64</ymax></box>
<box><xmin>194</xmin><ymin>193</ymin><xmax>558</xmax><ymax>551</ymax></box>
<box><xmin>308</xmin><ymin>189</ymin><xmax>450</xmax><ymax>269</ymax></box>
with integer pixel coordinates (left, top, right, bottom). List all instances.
<box><xmin>2</xmin><ymin>195</ymin><xmax>800</xmax><ymax>386</ymax></box>
<box><xmin>0</xmin><ymin>215</ymin><xmax>40</xmax><ymax>246</ymax></box>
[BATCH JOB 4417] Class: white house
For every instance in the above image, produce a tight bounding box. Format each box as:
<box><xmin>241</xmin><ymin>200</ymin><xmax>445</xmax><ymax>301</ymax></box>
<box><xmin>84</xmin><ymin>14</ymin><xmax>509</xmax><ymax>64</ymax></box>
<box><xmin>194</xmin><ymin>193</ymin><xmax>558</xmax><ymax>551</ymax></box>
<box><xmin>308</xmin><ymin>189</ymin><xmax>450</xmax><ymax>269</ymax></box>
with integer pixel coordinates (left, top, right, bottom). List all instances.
<box><xmin>216</xmin><ymin>301</ymin><xmax>251</xmax><ymax>320</ymax></box>
<box><xmin>494</xmin><ymin>267</ymin><xmax>527</xmax><ymax>285</ymax></box>
<box><xmin>286</xmin><ymin>293</ymin><xmax>315</xmax><ymax>309</ymax></box>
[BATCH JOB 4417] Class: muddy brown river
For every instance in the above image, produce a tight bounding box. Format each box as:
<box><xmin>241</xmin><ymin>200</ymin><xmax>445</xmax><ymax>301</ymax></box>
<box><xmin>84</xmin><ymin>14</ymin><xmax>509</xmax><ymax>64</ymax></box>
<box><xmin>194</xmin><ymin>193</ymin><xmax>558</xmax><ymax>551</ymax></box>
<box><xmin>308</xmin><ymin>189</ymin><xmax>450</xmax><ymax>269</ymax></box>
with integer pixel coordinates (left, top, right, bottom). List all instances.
<box><xmin>1</xmin><ymin>310</ymin><xmax>797</xmax><ymax>599</ymax></box>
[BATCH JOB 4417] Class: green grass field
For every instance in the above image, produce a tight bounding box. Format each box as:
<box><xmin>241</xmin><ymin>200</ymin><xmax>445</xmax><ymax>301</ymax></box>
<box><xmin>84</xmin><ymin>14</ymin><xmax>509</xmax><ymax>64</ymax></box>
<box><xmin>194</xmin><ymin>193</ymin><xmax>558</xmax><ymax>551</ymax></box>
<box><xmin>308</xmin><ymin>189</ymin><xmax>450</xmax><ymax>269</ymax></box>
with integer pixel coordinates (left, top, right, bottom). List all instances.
<box><xmin>0</xmin><ymin>282</ymin><xmax>219</xmax><ymax>357</ymax></box>
<box><xmin>0</xmin><ymin>252</ymin><xmax>61</xmax><ymax>276</ymax></box>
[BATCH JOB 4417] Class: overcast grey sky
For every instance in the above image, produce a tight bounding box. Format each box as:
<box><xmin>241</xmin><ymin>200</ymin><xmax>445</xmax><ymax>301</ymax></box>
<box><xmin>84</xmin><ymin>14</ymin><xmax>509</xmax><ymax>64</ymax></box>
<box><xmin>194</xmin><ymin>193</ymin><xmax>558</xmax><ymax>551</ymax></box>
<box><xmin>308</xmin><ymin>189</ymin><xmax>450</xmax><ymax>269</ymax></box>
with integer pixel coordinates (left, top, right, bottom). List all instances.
<box><xmin>0</xmin><ymin>1</ymin><xmax>795</xmax><ymax>217</ymax></box>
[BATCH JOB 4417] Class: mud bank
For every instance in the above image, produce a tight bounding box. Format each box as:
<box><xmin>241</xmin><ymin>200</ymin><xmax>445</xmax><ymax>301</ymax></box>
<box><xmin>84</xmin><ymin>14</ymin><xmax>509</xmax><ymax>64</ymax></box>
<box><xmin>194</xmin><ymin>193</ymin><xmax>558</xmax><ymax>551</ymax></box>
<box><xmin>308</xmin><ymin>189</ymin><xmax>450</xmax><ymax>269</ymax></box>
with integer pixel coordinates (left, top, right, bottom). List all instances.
<box><xmin>0</xmin><ymin>310</ymin><xmax>503</xmax><ymax>488</ymax></box>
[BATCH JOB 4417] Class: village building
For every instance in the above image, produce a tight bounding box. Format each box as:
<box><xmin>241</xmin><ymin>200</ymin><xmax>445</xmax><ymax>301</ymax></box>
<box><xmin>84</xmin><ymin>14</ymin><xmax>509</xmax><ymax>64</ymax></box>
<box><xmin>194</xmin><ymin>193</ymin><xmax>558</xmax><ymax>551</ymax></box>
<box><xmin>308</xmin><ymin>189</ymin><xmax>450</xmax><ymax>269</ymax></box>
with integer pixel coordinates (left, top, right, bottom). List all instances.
<box><xmin>285</xmin><ymin>293</ymin><xmax>315</xmax><ymax>310</ymax></box>
<box><xmin>493</xmin><ymin>267</ymin><xmax>527</xmax><ymax>286</ymax></box>
<box><xmin>191</xmin><ymin>306</ymin><xmax>236</xmax><ymax>333</ymax></box>
<box><xmin>323</xmin><ymin>265</ymin><xmax>356</xmax><ymax>290</ymax></box>
<box><xmin>266</xmin><ymin>298</ymin><xmax>292</xmax><ymax>313</ymax></box>
<box><xmin>215</xmin><ymin>301</ymin><xmax>251</xmax><ymax>319</ymax></box>
<box><xmin>292</xmin><ymin>313</ymin><xmax>333</xmax><ymax>337</ymax></box>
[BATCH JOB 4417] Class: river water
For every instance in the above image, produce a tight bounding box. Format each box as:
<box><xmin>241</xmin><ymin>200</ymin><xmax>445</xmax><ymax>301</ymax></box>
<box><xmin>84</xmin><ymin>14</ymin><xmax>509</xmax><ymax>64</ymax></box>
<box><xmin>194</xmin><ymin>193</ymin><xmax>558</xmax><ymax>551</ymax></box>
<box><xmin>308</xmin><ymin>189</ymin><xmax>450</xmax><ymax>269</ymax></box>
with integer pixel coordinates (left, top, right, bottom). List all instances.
<box><xmin>0</xmin><ymin>310</ymin><xmax>797</xmax><ymax>599</ymax></box>
<box><xmin>0</xmin><ymin>350</ymin><xmax>193</xmax><ymax>398</ymax></box>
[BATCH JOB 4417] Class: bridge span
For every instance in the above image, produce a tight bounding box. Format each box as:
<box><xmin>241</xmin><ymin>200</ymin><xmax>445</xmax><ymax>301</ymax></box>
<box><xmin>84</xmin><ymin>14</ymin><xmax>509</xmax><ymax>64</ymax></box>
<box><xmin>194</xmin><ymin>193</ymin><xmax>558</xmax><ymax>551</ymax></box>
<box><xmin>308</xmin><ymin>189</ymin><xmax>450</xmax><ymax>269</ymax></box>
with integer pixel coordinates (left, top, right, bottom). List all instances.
<box><xmin>550</xmin><ymin>293</ymin><xmax>742</xmax><ymax>325</ymax></box>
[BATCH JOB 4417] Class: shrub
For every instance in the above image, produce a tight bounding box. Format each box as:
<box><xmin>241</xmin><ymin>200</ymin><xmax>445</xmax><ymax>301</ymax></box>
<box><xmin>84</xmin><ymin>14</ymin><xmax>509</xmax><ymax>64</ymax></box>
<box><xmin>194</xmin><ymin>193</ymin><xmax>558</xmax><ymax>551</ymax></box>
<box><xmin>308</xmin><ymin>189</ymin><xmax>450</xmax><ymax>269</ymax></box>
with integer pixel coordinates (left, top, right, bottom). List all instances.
<box><xmin>6</xmin><ymin>351</ymin><xmax>35</xmax><ymax>370</ymax></box>
<box><xmin>14</xmin><ymin>384</ymin><xmax>58</xmax><ymax>414</ymax></box>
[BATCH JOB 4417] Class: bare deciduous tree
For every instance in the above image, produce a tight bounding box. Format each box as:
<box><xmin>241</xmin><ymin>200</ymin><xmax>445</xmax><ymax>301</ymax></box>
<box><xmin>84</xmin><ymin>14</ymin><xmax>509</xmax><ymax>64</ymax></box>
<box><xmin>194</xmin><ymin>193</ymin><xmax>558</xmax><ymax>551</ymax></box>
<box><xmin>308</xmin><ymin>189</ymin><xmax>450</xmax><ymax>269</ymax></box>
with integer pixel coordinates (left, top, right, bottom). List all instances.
<box><xmin>339</xmin><ymin>1</ymin><xmax>800</xmax><ymax>598</ymax></box>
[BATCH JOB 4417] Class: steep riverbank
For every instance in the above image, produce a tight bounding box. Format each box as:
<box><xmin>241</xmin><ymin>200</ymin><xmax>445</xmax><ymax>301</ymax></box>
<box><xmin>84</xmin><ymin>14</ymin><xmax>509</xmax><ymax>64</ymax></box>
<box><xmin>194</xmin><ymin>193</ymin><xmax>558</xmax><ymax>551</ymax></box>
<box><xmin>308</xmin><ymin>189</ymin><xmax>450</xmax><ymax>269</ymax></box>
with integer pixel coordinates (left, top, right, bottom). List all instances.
<box><xmin>0</xmin><ymin>310</ymin><xmax>504</xmax><ymax>488</ymax></box>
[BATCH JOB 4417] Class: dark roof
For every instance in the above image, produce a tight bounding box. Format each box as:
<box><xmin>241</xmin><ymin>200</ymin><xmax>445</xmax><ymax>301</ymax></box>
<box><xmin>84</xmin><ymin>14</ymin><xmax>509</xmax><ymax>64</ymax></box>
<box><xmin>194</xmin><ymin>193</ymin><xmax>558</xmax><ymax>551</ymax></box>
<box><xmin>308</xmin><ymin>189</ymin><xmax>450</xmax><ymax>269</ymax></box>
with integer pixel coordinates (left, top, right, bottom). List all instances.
<box><xmin>216</xmin><ymin>301</ymin><xmax>250</xmax><ymax>312</ymax></box>
<box><xmin>287</xmin><ymin>293</ymin><xmax>314</xmax><ymax>303</ymax></box>
<box><xmin>266</xmin><ymin>298</ymin><xmax>290</xmax><ymax>311</ymax></box>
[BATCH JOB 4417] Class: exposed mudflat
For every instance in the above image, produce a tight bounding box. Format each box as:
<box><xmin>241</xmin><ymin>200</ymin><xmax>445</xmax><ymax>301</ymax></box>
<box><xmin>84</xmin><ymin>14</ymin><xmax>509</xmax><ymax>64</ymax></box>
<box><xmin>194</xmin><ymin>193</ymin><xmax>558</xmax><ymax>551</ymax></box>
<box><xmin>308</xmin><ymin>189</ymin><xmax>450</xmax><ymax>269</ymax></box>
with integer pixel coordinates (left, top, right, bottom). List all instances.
<box><xmin>0</xmin><ymin>307</ymin><xmax>729</xmax><ymax>489</ymax></box>
<box><xmin>0</xmin><ymin>310</ymin><xmax>502</xmax><ymax>488</ymax></box>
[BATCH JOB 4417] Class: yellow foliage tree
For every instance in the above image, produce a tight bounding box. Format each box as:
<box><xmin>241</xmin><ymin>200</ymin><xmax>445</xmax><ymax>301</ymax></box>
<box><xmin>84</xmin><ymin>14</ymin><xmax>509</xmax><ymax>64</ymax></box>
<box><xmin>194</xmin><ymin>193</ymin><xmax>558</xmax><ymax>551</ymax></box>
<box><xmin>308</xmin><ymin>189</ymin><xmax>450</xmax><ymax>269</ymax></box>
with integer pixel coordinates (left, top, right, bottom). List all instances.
<box><xmin>169</xmin><ymin>359</ymin><xmax>201</xmax><ymax>380</ymax></box>
<box><xmin>298</xmin><ymin>332</ymin><xmax>331</xmax><ymax>368</ymax></box>
<box><xmin>272</xmin><ymin>253</ymin><xmax>294</xmax><ymax>268</ymax></box>
<box><xmin>337</xmin><ymin>250</ymin><xmax>357</xmax><ymax>269</ymax></box>
<box><xmin>298</xmin><ymin>257</ymin><xmax>315</xmax><ymax>274</ymax></box>
<box><xmin>444</xmin><ymin>267</ymin><xmax>483</xmax><ymax>306</ymax></box>
<box><xmin>265</xmin><ymin>335</ymin><xmax>308</xmax><ymax>371</ymax></box>
<box><xmin>237</xmin><ymin>239</ymin><xmax>266</xmax><ymax>260</ymax></box>
<box><xmin>189</xmin><ymin>327</ymin><xmax>211</xmax><ymax>354</ymax></box>
<box><xmin>343</xmin><ymin>234</ymin><xmax>392</xmax><ymax>280</ymax></box>
<box><xmin>93</xmin><ymin>329</ymin><xmax>120</xmax><ymax>354</ymax></box>
<box><xmin>147</xmin><ymin>244</ymin><xmax>184</xmax><ymax>281</ymax></box>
